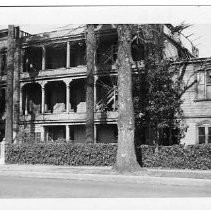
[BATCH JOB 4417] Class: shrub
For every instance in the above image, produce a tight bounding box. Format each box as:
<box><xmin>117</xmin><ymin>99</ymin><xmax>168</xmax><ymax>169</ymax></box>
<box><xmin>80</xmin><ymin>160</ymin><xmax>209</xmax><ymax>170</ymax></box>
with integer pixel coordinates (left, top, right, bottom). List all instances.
<box><xmin>6</xmin><ymin>142</ymin><xmax>117</xmax><ymax>166</ymax></box>
<box><xmin>5</xmin><ymin>142</ymin><xmax>211</xmax><ymax>169</ymax></box>
<box><xmin>139</xmin><ymin>144</ymin><xmax>211</xmax><ymax>170</ymax></box>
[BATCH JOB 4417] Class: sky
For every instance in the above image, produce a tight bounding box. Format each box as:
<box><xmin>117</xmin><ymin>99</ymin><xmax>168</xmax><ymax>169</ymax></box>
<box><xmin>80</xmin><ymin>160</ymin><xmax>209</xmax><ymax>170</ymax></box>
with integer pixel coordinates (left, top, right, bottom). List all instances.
<box><xmin>17</xmin><ymin>24</ymin><xmax>211</xmax><ymax>58</ymax></box>
<box><xmin>184</xmin><ymin>24</ymin><xmax>211</xmax><ymax>58</ymax></box>
<box><xmin>0</xmin><ymin>23</ymin><xmax>210</xmax><ymax>58</ymax></box>
<box><xmin>0</xmin><ymin>6</ymin><xmax>211</xmax><ymax>58</ymax></box>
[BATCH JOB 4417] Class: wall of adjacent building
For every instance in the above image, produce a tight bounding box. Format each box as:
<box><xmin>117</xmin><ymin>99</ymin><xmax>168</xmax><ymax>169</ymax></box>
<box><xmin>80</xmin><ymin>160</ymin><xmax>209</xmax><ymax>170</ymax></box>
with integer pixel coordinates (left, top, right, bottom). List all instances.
<box><xmin>180</xmin><ymin>60</ymin><xmax>211</xmax><ymax>144</ymax></box>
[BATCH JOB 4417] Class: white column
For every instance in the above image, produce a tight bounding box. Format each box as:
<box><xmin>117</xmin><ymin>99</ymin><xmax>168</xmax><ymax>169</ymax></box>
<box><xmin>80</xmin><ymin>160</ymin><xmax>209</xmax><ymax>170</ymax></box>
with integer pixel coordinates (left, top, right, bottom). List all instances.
<box><xmin>41</xmin><ymin>126</ymin><xmax>45</xmax><ymax>142</ymax></box>
<box><xmin>41</xmin><ymin>86</ymin><xmax>45</xmax><ymax>114</ymax></box>
<box><xmin>66</xmin><ymin>125</ymin><xmax>70</xmax><ymax>142</ymax></box>
<box><xmin>66</xmin><ymin>83</ymin><xmax>70</xmax><ymax>113</ymax></box>
<box><xmin>66</xmin><ymin>41</ymin><xmax>70</xmax><ymax>68</ymax></box>
<box><xmin>42</xmin><ymin>46</ymin><xmax>46</xmax><ymax>70</ymax></box>
<box><xmin>94</xmin><ymin>76</ymin><xmax>98</xmax><ymax>112</ymax></box>
<box><xmin>20</xmin><ymin>87</ymin><xmax>23</xmax><ymax>115</ymax></box>
<box><xmin>25</xmin><ymin>93</ymin><xmax>28</xmax><ymax>115</ymax></box>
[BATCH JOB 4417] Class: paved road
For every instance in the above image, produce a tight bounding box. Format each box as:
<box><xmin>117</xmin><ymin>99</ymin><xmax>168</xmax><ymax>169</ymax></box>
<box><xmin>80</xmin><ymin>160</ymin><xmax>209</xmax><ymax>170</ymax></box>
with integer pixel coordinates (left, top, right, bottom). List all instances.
<box><xmin>0</xmin><ymin>175</ymin><xmax>211</xmax><ymax>198</ymax></box>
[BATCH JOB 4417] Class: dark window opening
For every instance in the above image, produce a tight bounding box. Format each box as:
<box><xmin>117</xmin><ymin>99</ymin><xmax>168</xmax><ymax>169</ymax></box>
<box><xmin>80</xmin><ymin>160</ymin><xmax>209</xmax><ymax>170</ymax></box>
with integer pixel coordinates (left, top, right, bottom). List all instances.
<box><xmin>70</xmin><ymin>43</ymin><xmax>86</xmax><ymax>67</ymax></box>
<box><xmin>22</xmin><ymin>83</ymin><xmax>42</xmax><ymax>115</ymax></box>
<box><xmin>46</xmin><ymin>46</ymin><xmax>66</xmax><ymax>69</ymax></box>
<box><xmin>24</xmin><ymin>47</ymin><xmax>42</xmax><ymax>72</ymax></box>
<box><xmin>131</xmin><ymin>42</ymin><xmax>145</xmax><ymax>61</ymax></box>
<box><xmin>69</xmin><ymin>79</ymin><xmax>86</xmax><ymax>113</ymax></box>
<box><xmin>45</xmin><ymin>81</ymin><xmax>66</xmax><ymax>113</ymax></box>
<box><xmin>1</xmin><ymin>50</ymin><xmax>7</xmax><ymax>76</ymax></box>
<box><xmin>198</xmin><ymin>127</ymin><xmax>205</xmax><ymax>144</ymax></box>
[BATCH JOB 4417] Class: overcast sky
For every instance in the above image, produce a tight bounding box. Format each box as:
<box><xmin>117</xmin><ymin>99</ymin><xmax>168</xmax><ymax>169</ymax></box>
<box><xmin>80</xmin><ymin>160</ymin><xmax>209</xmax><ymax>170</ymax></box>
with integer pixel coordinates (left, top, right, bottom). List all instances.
<box><xmin>0</xmin><ymin>23</ymin><xmax>210</xmax><ymax>58</ymax></box>
<box><xmin>184</xmin><ymin>24</ymin><xmax>211</xmax><ymax>58</ymax></box>
<box><xmin>19</xmin><ymin>24</ymin><xmax>211</xmax><ymax>58</ymax></box>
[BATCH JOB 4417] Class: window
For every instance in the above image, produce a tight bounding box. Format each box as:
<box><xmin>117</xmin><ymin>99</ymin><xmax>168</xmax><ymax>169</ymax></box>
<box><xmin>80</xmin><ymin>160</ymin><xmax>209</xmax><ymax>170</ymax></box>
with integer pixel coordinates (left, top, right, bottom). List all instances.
<box><xmin>198</xmin><ymin>126</ymin><xmax>211</xmax><ymax>144</ymax></box>
<box><xmin>197</xmin><ymin>69</ymin><xmax>211</xmax><ymax>100</ymax></box>
<box><xmin>198</xmin><ymin>127</ymin><xmax>205</xmax><ymax>144</ymax></box>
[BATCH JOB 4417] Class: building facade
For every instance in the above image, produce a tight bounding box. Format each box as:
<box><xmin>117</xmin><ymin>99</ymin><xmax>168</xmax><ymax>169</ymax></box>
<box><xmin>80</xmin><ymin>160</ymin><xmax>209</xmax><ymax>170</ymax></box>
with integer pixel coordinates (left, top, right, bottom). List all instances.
<box><xmin>0</xmin><ymin>24</ymin><xmax>202</xmax><ymax>145</ymax></box>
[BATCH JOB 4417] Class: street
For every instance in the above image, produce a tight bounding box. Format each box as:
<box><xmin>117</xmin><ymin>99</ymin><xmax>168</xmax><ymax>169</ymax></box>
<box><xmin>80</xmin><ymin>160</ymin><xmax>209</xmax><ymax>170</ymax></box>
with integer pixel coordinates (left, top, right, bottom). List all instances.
<box><xmin>0</xmin><ymin>175</ymin><xmax>211</xmax><ymax>198</ymax></box>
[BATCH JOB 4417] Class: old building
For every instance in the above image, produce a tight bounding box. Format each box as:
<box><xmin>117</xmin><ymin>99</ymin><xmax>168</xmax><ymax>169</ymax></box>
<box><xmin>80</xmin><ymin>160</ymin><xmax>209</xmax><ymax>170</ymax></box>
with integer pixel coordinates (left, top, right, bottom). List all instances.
<box><xmin>0</xmin><ymin>24</ymin><xmax>201</xmax><ymax>145</ymax></box>
<box><xmin>179</xmin><ymin>57</ymin><xmax>211</xmax><ymax>145</ymax></box>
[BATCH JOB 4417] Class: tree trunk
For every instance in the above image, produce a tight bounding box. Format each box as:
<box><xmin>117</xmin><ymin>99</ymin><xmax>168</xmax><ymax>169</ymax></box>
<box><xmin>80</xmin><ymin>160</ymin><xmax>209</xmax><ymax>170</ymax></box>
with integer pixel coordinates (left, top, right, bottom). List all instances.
<box><xmin>85</xmin><ymin>24</ymin><xmax>96</xmax><ymax>143</ymax></box>
<box><xmin>13</xmin><ymin>27</ymin><xmax>20</xmax><ymax>143</ymax></box>
<box><xmin>5</xmin><ymin>25</ymin><xmax>15</xmax><ymax>144</ymax></box>
<box><xmin>115</xmin><ymin>24</ymin><xmax>140</xmax><ymax>173</ymax></box>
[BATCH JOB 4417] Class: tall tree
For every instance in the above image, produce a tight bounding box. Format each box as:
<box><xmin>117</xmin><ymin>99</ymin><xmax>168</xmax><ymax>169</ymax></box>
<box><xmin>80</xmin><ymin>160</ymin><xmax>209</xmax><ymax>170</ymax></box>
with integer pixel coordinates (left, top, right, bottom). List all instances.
<box><xmin>115</xmin><ymin>24</ymin><xmax>140</xmax><ymax>172</ymax></box>
<box><xmin>85</xmin><ymin>24</ymin><xmax>96</xmax><ymax>143</ymax></box>
<box><xmin>134</xmin><ymin>24</ymin><xmax>195</xmax><ymax>146</ymax></box>
<box><xmin>13</xmin><ymin>27</ymin><xmax>20</xmax><ymax>142</ymax></box>
<box><xmin>5</xmin><ymin>25</ymin><xmax>15</xmax><ymax>143</ymax></box>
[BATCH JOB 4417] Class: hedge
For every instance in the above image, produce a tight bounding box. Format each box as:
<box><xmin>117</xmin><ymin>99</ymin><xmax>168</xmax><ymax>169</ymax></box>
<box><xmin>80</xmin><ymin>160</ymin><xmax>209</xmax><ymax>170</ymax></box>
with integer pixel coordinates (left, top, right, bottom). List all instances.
<box><xmin>6</xmin><ymin>143</ymin><xmax>117</xmax><ymax>166</ymax></box>
<box><xmin>140</xmin><ymin>144</ymin><xmax>211</xmax><ymax>170</ymax></box>
<box><xmin>5</xmin><ymin>143</ymin><xmax>211</xmax><ymax>169</ymax></box>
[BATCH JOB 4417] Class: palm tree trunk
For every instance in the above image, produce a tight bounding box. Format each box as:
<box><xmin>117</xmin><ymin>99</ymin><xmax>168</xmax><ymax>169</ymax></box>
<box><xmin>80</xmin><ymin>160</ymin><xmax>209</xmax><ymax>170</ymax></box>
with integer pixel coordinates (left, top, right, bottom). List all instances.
<box><xmin>85</xmin><ymin>24</ymin><xmax>96</xmax><ymax>143</ymax></box>
<box><xmin>13</xmin><ymin>27</ymin><xmax>20</xmax><ymax>142</ymax></box>
<box><xmin>115</xmin><ymin>24</ymin><xmax>140</xmax><ymax>173</ymax></box>
<box><xmin>5</xmin><ymin>25</ymin><xmax>15</xmax><ymax>144</ymax></box>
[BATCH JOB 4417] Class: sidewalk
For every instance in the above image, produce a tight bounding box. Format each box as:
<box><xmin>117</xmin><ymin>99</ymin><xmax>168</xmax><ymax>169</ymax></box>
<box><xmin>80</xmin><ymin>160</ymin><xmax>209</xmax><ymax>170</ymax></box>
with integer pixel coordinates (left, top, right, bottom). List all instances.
<box><xmin>1</xmin><ymin>164</ymin><xmax>211</xmax><ymax>187</ymax></box>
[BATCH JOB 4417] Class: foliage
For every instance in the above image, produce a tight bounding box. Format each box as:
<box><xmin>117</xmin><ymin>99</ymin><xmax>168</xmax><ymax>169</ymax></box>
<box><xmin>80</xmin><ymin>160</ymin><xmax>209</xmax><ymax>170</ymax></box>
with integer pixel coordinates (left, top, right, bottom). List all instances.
<box><xmin>132</xmin><ymin>24</ymin><xmax>192</xmax><ymax>146</ymax></box>
<box><xmin>135</xmin><ymin>60</ymin><xmax>187</xmax><ymax>145</ymax></box>
<box><xmin>5</xmin><ymin>142</ymin><xmax>211</xmax><ymax>170</ymax></box>
<box><xmin>140</xmin><ymin>144</ymin><xmax>211</xmax><ymax>170</ymax></box>
<box><xmin>15</xmin><ymin>127</ymin><xmax>40</xmax><ymax>144</ymax></box>
<box><xmin>6</xmin><ymin>142</ymin><xmax>117</xmax><ymax>166</ymax></box>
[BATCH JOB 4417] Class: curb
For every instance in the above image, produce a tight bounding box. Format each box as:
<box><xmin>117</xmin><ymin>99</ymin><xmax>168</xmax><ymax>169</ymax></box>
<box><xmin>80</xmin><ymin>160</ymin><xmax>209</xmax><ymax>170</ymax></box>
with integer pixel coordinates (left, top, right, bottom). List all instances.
<box><xmin>0</xmin><ymin>169</ymin><xmax>211</xmax><ymax>187</ymax></box>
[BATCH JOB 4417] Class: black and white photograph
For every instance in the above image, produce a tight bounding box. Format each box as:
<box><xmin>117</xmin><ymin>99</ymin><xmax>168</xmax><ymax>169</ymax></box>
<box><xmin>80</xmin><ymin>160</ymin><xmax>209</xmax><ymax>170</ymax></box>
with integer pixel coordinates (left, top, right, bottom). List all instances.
<box><xmin>0</xmin><ymin>2</ymin><xmax>211</xmax><ymax>210</ymax></box>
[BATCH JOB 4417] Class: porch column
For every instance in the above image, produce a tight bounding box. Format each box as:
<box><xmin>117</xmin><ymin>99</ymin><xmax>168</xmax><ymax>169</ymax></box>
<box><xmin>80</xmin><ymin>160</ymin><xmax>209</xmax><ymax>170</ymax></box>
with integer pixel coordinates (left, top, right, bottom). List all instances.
<box><xmin>41</xmin><ymin>83</ymin><xmax>46</xmax><ymax>114</ymax></box>
<box><xmin>66</xmin><ymin>83</ymin><xmax>70</xmax><ymax>113</ymax></box>
<box><xmin>64</xmin><ymin>79</ymin><xmax>72</xmax><ymax>113</ymax></box>
<box><xmin>94</xmin><ymin>76</ymin><xmax>98</xmax><ymax>112</ymax></box>
<box><xmin>41</xmin><ymin>126</ymin><xmax>45</xmax><ymax>142</ymax></box>
<box><xmin>66</xmin><ymin>41</ymin><xmax>70</xmax><ymax>68</ymax></box>
<box><xmin>20</xmin><ymin>87</ymin><xmax>23</xmax><ymax>115</ymax></box>
<box><xmin>42</xmin><ymin>46</ymin><xmax>46</xmax><ymax>70</ymax></box>
<box><xmin>25</xmin><ymin>93</ymin><xmax>28</xmax><ymax>115</ymax></box>
<box><xmin>66</xmin><ymin>125</ymin><xmax>70</xmax><ymax>142</ymax></box>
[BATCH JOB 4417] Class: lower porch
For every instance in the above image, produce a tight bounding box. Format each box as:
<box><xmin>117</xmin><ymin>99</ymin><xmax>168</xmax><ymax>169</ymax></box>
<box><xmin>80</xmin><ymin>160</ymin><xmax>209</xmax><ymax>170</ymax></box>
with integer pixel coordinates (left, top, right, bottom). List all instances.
<box><xmin>24</xmin><ymin>123</ymin><xmax>118</xmax><ymax>144</ymax></box>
